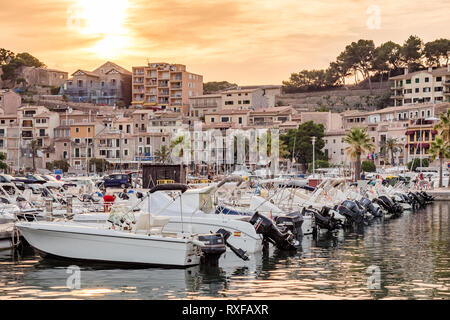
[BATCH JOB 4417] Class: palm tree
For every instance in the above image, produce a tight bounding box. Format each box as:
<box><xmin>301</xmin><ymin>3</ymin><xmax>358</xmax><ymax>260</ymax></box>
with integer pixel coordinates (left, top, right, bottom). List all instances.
<box><xmin>154</xmin><ymin>145</ymin><xmax>171</xmax><ymax>164</ymax></box>
<box><xmin>385</xmin><ymin>138</ymin><xmax>401</xmax><ymax>165</ymax></box>
<box><xmin>343</xmin><ymin>127</ymin><xmax>374</xmax><ymax>181</ymax></box>
<box><xmin>29</xmin><ymin>140</ymin><xmax>41</xmax><ymax>173</ymax></box>
<box><xmin>429</xmin><ymin>137</ymin><xmax>450</xmax><ymax>188</ymax></box>
<box><xmin>434</xmin><ymin>109</ymin><xmax>450</xmax><ymax>143</ymax></box>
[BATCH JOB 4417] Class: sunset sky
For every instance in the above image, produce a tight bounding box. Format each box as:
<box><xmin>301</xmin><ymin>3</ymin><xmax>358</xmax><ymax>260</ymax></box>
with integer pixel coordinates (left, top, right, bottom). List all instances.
<box><xmin>1</xmin><ymin>0</ymin><xmax>449</xmax><ymax>85</ymax></box>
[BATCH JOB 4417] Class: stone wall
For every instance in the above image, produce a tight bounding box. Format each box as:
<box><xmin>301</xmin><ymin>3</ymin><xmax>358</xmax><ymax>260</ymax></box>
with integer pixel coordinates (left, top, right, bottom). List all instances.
<box><xmin>277</xmin><ymin>84</ymin><xmax>391</xmax><ymax>112</ymax></box>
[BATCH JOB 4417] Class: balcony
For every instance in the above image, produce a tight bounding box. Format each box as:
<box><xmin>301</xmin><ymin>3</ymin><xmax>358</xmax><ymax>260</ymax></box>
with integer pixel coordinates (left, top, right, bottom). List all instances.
<box><xmin>21</xmin><ymin>131</ymin><xmax>33</xmax><ymax>138</ymax></box>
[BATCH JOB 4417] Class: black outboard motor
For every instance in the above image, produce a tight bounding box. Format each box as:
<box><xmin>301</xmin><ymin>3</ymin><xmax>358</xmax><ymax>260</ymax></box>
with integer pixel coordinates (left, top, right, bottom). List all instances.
<box><xmin>274</xmin><ymin>211</ymin><xmax>304</xmax><ymax>240</ymax></box>
<box><xmin>407</xmin><ymin>192</ymin><xmax>423</xmax><ymax>209</ymax></box>
<box><xmin>374</xmin><ymin>195</ymin><xmax>403</xmax><ymax>217</ymax></box>
<box><xmin>197</xmin><ymin>232</ymin><xmax>227</xmax><ymax>266</ymax></box>
<box><xmin>215</xmin><ymin>228</ymin><xmax>249</xmax><ymax>261</ymax></box>
<box><xmin>359</xmin><ymin>197</ymin><xmax>383</xmax><ymax>218</ymax></box>
<box><xmin>337</xmin><ymin>200</ymin><xmax>365</xmax><ymax>225</ymax></box>
<box><xmin>249</xmin><ymin>212</ymin><xmax>297</xmax><ymax>251</ymax></box>
<box><xmin>419</xmin><ymin>191</ymin><xmax>434</xmax><ymax>203</ymax></box>
<box><xmin>303</xmin><ymin>206</ymin><xmax>341</xmax><ymax>232</ymax></box>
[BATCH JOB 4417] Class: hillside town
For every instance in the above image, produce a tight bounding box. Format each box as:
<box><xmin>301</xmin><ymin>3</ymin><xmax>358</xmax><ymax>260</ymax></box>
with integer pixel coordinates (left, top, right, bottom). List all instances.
<box><xmin>0</xmin><ymin>59</ymin><xmax>449</xmax><ymax>175</ymax></box>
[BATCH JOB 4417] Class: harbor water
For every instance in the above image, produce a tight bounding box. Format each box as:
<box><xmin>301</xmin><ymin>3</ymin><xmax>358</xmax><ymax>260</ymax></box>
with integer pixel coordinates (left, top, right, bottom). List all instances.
<box><xmin>0</xmin><ymin>202</ymin><xmax>448</xmax><ymax>300</ymax></box>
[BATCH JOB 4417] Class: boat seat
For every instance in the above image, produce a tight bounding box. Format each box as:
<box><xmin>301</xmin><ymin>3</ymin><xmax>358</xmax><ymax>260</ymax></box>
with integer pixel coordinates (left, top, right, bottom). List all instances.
<box><xmin>135</xmin><ymin>213</ymin><xmax>171</xmax><ymax>235</ymax></box>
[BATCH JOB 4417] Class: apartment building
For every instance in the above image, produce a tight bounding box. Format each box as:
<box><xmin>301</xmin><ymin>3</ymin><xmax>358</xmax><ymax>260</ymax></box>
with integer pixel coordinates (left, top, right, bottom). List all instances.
<box><xmin>0</xmin><ymin>114</ymin><xmax>20</xmax><ymax>169</ymax></box>
<box><xmin>204</xmin><ymin>109</ymin><xmax>251</xmax><ymax>128</ymax></box>
<box><xmin>70</xmin><ymin>122</ymin><xmax>104</xmax><ymax>170</ymax></box>
<box><xmin>323</xmin><ymin>103</ymin><xmax>450</xmax><ymax>166</ymax></box>
<box><xmin>323</xmin><ymin>131</ymin><xmax>349</xmax><ymax>165</ymax></box>
<box><xmin>220</xmin><ymin>86</ymin><xmax>282</xmax><ymax>111</ymax></box>
<box><xmin>149</xmin><ymin>111</ymin><xmax>184</xmax><ymax>133</ymax></box>
<box><xmin>390</xmin><ymin>66</ymin><xmax>450</xmax><ymax>106</ymax></box>
<box><xmin>189</xmin><ymin>94</ymin><xmax>222</xmax><ymax>119</ymax></box>
<box><xmin>300</xmin><ymin>111</ymin><xmax>343</xmax><ymax>132</ymax></box>
<box><xmin>0</xmin><ymin>89</ymin><xmax>21</xmax><ymax>115</ymax></box>
<box><xmin>248</xmin><ymin>106</ymin><xmax>294</xmax><ymax>127</ymax></box>
<box><xmin>63</xmin><ymin>62</ymin><xmax>132</xmax><ymax>106</ymax></box>
<box><xmin>135</xmin><ymin>132</ymin><xmax>170</xmax><ymax>164</ymax></box>
<box><xmin>131</xmin><ymin>63</ymin><xmax>203</xmax><ymax>114</ymax></box>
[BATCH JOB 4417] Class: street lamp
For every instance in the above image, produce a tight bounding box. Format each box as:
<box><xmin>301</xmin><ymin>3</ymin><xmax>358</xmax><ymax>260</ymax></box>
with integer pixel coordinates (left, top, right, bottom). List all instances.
<box><xmin>312</xmin><ymin>136</ymin><xmax>316</xmax><ymax>176</ymax></box>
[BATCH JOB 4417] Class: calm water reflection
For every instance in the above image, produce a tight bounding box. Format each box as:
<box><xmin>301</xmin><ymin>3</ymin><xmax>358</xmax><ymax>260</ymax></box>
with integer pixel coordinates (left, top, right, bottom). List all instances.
<box><xmin>0</xmin><ymin>202</ymin><xmax>448</xmax><ymax>300</ymax></box>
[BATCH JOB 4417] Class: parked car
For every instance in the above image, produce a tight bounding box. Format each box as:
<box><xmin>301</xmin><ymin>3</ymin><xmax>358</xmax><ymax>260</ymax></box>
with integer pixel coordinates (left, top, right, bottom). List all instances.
<box><xmin>103</xmin><ymin>174</ymin><xmax>131</xmax><ymax>189</ymax></box>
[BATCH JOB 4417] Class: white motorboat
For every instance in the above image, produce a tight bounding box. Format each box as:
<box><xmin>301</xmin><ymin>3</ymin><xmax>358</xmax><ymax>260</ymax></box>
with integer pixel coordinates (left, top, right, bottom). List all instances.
<box><xmin>16</xmin><ymin>213</ymin><xmax>204</xmax><ymax>267</ymax></box>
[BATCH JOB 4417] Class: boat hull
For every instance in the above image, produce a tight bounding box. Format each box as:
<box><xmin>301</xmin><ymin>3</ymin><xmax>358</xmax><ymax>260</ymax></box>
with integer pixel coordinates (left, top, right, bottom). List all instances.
<box><xmin>16</xmin><ymin>222</ymin><xmax>201</xmax><ymax>267</ymax></box>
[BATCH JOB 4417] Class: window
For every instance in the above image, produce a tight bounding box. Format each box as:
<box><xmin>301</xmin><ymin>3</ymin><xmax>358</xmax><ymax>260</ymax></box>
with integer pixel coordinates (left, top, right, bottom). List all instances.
<box><xmin>221</xmin><ymin>117</ymin><xmax>230</xmax><ymax>123</ymax></box>
<box><xmin>425</xmin><ymin>77</ymin><xmax>429</xmax><ymax>83</ymax></box>
<box><xmin>238</xmin><ymin>117</ymin><xmax>242</xmax><ymax>124</ymax></box>
<box><xmin>211</xmin><ymin>117</ymin><xmax>215</xmax><ymax>123</ymax></box>
<box><xmin>75</xmin><ymin>128</ymin><xmax>79</xmax><ymax>133</ymax></box>
<box><xmin>406</xmin><ymin>79</ymin><xmax>411</xmax><ymax>84</ymax></box>
<box><xmin>225</xmin><ymin>101</ymin><xmax>234</xmax><ymax>105</ymax></box>
<box><xmin>243</xmin><ymin>100</ymin><xmax>250</xmax><ymax>104</ymax></box>
<box><xmin>415</xmin><ymin>78</ymin><xmax>419</xmax><ymax>83</ymax></box>
<box><xmin>436</xmin><ymin>76</ymin><xmax>442</xmax><ymax>82</ymax></box>
<box><xmin>415</xmin><ymin>88</ymin><xmax>419</xmax><ymax>93</ymax></box>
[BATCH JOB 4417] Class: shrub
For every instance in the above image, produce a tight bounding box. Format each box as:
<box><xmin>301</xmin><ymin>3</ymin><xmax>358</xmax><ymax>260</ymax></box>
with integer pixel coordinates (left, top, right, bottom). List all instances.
<box><xmin>407</xmin><ymin>158</ymin><xmax>429</xmax><ymax>171</ymax></box>
<box><xmin>361</xmin><ymin>160</ymin><xmax>376</xmax><ymax>172</ymax></box>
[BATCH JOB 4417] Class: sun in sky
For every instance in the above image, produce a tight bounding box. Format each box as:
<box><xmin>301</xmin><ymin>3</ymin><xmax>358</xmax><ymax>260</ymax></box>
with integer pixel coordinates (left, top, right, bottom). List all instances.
<box><xmin>68</xmin><ymin>0</ymin><xmax>131</xmax><ymax>59</ymax></box>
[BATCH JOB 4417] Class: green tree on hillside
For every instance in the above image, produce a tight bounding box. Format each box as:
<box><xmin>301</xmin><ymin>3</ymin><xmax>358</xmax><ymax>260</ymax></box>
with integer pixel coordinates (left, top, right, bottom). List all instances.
<box><xmin>401</xmin><ymin>35</ymin><xmax>424</xmax><ymax>72</ymax></box>
<box><xmin>423</xmin><ymin>38</ymin><xmax>450</xmax><ymax>67</ymax></box>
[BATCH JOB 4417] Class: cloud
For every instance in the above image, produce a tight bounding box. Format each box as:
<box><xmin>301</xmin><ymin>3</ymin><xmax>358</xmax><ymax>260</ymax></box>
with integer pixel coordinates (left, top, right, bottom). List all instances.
<box><xmin>0</xmin><ymin>0</ymin><xmax>449</xmax><ymax>84</ymax></box>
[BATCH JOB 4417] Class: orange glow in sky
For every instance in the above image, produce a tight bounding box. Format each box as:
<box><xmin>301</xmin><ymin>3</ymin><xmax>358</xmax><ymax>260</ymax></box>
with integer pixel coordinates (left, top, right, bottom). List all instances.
<box><xmin>0</xmin><ymin>0</ymin><xmax>449</xmax><ymax>84</ymax></box>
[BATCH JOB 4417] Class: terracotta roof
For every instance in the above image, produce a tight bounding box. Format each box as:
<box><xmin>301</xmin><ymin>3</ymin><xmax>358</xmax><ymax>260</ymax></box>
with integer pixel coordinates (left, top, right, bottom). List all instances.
<box><xmin>71</xmin><ymin>69</ymin><xmax>100</xmax><ymax>78</ymax></box>
<box><xmin>93</xmin><ymin>61</ymin><xmax>132</xmax><ymax>76</ymax></box>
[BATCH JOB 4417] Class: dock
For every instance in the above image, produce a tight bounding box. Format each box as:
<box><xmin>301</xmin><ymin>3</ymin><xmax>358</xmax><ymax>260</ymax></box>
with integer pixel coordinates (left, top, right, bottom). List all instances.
<box><xmin>427</xmin><ymin>188</ymin><xmax>450</xmax><ymax>201</ymax></box>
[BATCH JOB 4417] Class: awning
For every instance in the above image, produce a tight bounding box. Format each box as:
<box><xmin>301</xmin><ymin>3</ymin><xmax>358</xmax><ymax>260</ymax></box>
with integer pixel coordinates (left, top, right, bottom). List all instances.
<box><xmin>405</xmin><ymin>130</ymin><xmax>414</xmax><ymax>135</ymax></box>
<box><xmin>431</xmin><ymin>130</ymin><xmax>438</xmax><ymax>135</ymax></box>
